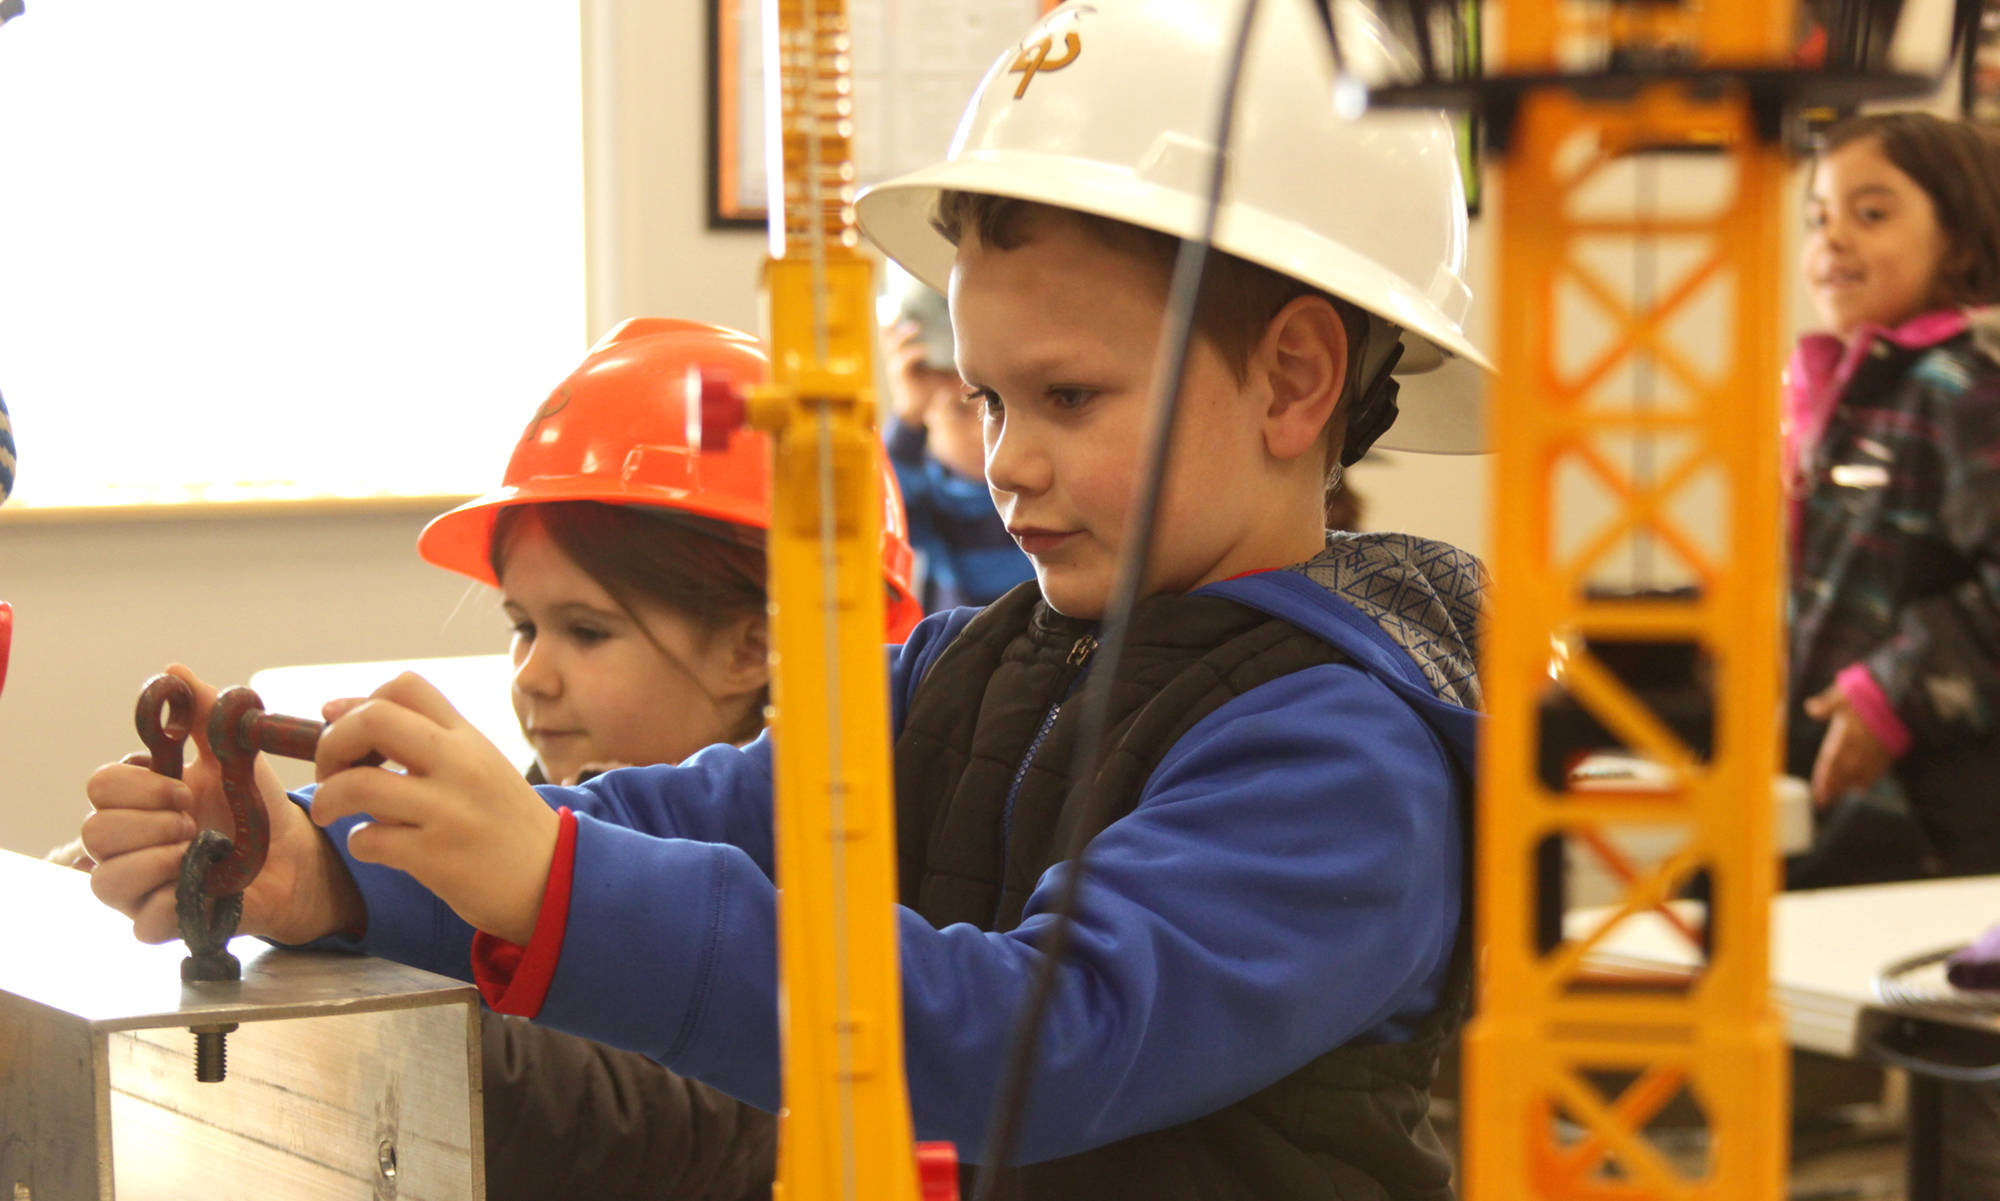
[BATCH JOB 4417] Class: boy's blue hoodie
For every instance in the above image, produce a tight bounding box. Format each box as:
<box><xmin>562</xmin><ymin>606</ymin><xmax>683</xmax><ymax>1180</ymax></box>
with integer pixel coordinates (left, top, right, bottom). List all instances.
<box><xmin>311</xmin><ymin>531</ymin><xmax>1483</xmax><ymax>1164</ymax></box>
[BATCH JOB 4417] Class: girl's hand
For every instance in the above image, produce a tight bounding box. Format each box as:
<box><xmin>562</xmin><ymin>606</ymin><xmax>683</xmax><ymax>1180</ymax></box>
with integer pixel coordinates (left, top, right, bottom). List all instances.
<box><xmin>1803</xmin><ymin>683</ymin><xmax>1895</xmax><ymax>808</ymax></box>
<box><xmin>44</xmin><ymin>835</ymin><xmax>94</xmax><ymax>872</ymax></box>
<box><xmin>82</xmin><ymin>664</ymin><xmax>363</xmax><ymax>946</ymax></box>
<box><xmin>311</xmin><ymin>672</ymin><xmax>560</xmax><ymax>946</ymax></box>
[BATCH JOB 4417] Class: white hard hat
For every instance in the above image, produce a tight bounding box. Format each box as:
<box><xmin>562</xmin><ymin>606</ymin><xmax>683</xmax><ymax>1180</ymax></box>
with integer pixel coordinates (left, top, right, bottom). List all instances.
<box><xmin>856</xmin><ymin>0</ymin><xmax>1491</xmax><ymax>456</ymax></box>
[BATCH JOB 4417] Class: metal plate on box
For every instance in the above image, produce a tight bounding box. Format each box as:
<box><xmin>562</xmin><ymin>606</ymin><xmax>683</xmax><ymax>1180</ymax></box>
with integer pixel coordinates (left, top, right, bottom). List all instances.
<box><xmin>0</xmin><ymin>850</ymin><xmax>483</xmax><ymax>1200</ymax></box>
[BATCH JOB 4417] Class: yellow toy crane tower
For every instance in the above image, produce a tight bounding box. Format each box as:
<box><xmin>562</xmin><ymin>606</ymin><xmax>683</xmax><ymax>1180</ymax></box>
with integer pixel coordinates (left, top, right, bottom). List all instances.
<box><xmin>700</xmin><ymin>1</ymin><xmax>952</xmax><ymax>1199</ymax></box>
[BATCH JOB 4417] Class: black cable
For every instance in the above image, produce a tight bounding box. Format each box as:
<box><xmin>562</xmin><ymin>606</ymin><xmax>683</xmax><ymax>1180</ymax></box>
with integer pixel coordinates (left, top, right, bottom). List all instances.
<box><xmin>1407</xmin><ymin>2</ymin><xmax>1437</xmax><ymax>86</ymax></box>
<box><xmin>967</xmin><ymin>0</ymin><xmax>1267</xmax><ymax>1190</ymax></box>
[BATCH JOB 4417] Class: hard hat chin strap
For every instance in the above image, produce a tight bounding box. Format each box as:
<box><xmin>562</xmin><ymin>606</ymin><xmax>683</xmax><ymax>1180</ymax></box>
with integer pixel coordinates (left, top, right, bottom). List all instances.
<box><xmin>1339</xmin><ymin>331</ymin><xmax>1404</xmax><ymax>467</ymax></box>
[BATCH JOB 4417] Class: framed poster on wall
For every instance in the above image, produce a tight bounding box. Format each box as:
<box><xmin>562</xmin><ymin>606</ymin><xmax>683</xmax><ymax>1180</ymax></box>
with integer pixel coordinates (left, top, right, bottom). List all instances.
<box><xmin>707</xmin><ymin>0</ymin><xmax>1050</xmax><ymax>229</ymax></box>
<box><xmin>1966</xmin><ymin>1</ymin><xmax>2000</xmax><ymax>122</ymax></box>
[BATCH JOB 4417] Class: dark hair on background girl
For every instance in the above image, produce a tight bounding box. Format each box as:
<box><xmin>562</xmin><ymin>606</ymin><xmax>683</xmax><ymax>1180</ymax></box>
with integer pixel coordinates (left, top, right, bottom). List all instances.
<box><xmin>1820</xmin><ymin>111</ymin><xmax>2000</xmax><ymax>311</ymax></box>
<box><xmin>489</xmin><ymin>500</ymin><xmax>769</xmax><ymax>743</ymax></box>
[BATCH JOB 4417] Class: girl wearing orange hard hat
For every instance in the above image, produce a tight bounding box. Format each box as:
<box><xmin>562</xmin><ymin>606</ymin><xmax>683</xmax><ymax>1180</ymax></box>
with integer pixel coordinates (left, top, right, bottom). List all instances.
<box><xmin>415</xmin><ymin>317</ymin><xmax>918</xmax><ymax>1201</ymax></box>
<box><xmin>420</xmin><ymin>315</ymin><xmax>920</xmax><ymax>787</ymax></box>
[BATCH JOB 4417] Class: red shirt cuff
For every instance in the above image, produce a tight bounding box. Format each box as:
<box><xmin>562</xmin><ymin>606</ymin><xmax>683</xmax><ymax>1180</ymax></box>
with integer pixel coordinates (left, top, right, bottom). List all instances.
<box><xmin>471</xmin><ymin>806</ymin><xmax>577</xmax><ymax>1017</ymax></box>
<box><xmin>1835</xmin><ymin>664</ymin><xmax>1913</xmax><ymax>759</ymax></box>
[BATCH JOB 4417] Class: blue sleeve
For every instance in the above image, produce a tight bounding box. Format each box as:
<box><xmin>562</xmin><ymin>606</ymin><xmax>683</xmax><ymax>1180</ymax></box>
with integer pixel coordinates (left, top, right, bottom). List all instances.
<box><xmin>292</xmin><ymin>785</ymin><xmax>480</xmax><ymax>981</ymax></box>
<box><xmin>291</xmin><ymin>744</ymin><xmax>782</xmax><ymax>983</ymax></box>
<box><xmin>307</xmin><ymin>609</ymin><xmax>976</xmax><ymax>980</ymax></box>
<box><xmin>531</xmin><ymin>663</ymin><xmax>1464</xmax><ymax>1164</ymax></box>
<box><xmin>887</xmin><ymin>422</ymin><xmax>941</xmax><ymax>524</ymax></box>
<box><xmin>885</xmin><ymin>418</ymin><xmax>931</xmax><ymax>468</ymax></box>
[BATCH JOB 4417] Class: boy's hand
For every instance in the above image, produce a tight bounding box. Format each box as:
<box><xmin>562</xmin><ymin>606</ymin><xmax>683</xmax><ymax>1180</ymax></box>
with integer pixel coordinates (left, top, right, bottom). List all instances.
<box><xmin>311</xmin><ymin>672</ymin><xmax>560</xmax><ymax>946</ymax></box>
<box><xmin>82</xmin><ymin>664</ymin><xmax>363</xmax><ymax>947</ymax></box>
<box><xmin>1803</xmin><ymin>683</ymin><xmax>1895</xmax><ymax>808</ymax></box>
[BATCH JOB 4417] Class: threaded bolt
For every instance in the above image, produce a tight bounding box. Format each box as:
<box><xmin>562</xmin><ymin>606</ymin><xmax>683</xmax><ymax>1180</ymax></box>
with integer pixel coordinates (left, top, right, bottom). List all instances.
<box><xmin>191</xmin><ymin>1022</ymin><xmax>239</xmax><ymax>1083</ymax></box>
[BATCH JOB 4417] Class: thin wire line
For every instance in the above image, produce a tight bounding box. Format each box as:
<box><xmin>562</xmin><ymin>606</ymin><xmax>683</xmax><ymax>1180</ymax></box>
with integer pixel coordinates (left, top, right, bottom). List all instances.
<box><xmin>968</xmin><ymin>0</ymin><xmax>1265</xmax><ymax>1189</ymax></box>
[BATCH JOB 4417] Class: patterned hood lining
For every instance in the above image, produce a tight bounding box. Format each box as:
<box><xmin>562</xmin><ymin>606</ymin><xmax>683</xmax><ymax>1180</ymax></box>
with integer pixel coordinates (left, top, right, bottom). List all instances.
<box><xmin>1287</xmin><ymin>532</ymin><xmax>1487</xmax><ymax>710</ymax></box>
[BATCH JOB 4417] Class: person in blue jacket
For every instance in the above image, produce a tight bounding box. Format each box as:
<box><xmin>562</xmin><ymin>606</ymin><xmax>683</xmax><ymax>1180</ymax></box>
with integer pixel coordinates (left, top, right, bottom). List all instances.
<box><xmin>878</xmin><ymin>260</ymin><xmax>1036</xmax><ymax>610</ymax></box>
<box><xmin>79</xmin><ymin>3</ymin><xmax>1491</xmax><ymax>1197</ymax></box>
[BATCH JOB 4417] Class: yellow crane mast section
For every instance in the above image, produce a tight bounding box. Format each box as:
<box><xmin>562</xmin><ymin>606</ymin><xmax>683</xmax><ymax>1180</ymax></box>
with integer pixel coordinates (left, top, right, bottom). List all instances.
<box><xmin>755</xmin><ymin>2</ymin><xmax>922</xmax><ymax>1200</ymax></box>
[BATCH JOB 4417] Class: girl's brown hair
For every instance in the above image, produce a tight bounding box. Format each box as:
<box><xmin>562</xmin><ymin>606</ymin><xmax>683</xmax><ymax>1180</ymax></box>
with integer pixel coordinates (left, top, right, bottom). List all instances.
<box><xmin>490</xmin><ymin>501</ymin><xmax>769</xmax><ymax>743</ymax></box>
<box><xmin>1821</xmin><ymin>111</ymin><xmax>2000</xmax><ymax>310</ymax></box>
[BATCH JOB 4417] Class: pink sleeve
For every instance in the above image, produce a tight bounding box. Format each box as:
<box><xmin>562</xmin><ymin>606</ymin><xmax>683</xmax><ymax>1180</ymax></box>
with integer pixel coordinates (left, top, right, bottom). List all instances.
<box><xmin>1835</xmin><ymin>664</ymin><xmax>1913</xmax><ymax>759</ymax></box>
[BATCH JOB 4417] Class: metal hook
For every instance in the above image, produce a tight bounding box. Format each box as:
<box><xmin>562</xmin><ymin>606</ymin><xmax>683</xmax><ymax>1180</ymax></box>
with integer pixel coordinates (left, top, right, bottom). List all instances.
<box><xmin>136</xmin><ymin>675</ymin><xmax>387</xmax><ymax>995</ymax></box>
<box><xmin>135</xmin><ymin>673</ymin><xmax>195</xmax><ymax>781</ymax></box>
<box><xmin>198</xmin><ymin>684</ymin><xmax>386</xmax><ymax>898</ymax></box>
<box><xmin>201</xmin><ymin>687</ymin><xmax>277</xmax><ymax>899</ymax></box>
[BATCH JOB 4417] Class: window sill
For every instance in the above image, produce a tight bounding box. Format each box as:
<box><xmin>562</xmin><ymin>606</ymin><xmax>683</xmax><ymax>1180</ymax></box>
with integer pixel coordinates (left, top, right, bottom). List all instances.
<box><xmin>0</xmin><ymin>493</ymin><xmax>477</xmax><ymax>528</ymax></box>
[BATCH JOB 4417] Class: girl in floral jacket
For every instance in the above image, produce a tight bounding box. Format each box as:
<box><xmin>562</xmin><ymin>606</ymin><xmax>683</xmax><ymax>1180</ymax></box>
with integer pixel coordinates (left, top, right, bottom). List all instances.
<box><xmin>1787</xmin><ymin>110</ymin><xmax>2000</xmax><ymax>887</ymax></box>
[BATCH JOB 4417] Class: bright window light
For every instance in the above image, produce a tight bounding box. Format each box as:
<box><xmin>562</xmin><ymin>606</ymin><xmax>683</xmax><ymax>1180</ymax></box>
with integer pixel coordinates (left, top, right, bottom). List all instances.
<box><xmin>0</xmin><ymin>2</ymin><xmax>585</xmax><ymax>509</ymax></box>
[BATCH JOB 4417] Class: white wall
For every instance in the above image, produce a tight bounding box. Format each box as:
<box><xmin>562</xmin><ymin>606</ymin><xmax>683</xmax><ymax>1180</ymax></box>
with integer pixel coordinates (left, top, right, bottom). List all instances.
<box><xmin>0</xmin><ymin>508</ymin><xmax>505</xmax><ymax>853</ymax></box>
<box><xmin>579</xmin><ymin>0</ymin><xmax>767</xmax><ymax>337</ymax></box>
<box><xmin>0</xmin><ymin>0</ymin><xmax>769</xmax><ymax>856</ymax></box>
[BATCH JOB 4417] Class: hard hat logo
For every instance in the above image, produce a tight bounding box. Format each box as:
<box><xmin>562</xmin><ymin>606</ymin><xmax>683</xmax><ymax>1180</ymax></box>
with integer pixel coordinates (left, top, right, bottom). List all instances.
<box><xmin>523</xmin><ymin>388</ymin><xmax>572</xmax><ymax>443</ymax></box>
<box><xmin>1008</xmin><ymin>31</ymin><xmax>1079</xmax><ymax>99</ymax></box>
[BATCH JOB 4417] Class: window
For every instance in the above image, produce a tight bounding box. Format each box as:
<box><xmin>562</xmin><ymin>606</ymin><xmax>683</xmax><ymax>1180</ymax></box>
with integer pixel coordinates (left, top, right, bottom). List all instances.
<box><xmin>0</xmin><ymin>1</ymin><xmax>585</xmax><ymax>508</ymax></box>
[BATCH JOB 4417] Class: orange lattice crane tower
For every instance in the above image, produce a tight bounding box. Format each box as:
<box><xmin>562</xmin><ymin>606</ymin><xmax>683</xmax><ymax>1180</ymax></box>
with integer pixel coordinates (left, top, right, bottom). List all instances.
<box><xmin>1392</xmin><ymin>2</ymin><xmax>1939</xmax><ymax>1198</ymax></box>
<box><xmin>1469</xmin><ymin>10</ymin><xmax>1796</xmax><ymax>1189</ymax></box>
<box><xmin>1372</xmin><ymin>0</ymin><xmax>1941</xmax><ymax>1196</ymax></box>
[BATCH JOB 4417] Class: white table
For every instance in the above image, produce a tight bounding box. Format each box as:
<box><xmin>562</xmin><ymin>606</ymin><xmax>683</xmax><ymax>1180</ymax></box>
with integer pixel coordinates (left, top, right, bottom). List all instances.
<box><xmin>249</xmin><ymin>652</ymin><xmax>531</xmax><ymax>772</ymax></box>
<box><xmin>1579</xmin><ymin>875</ymin><xmax>2000</xmax><ymax>1198</ymax></box>
<box><xmin>1578</xmin><ymin>875</ymin><xmax>2000</xmax><ymax>1057</ymax></box>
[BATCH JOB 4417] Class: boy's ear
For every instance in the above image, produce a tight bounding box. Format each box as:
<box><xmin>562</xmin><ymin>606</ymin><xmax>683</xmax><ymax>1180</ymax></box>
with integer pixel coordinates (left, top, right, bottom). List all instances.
<box><xmin>1258</xmin><ymin>295</ymin><xmax>1347</xmax><ymax>463</ymax></box>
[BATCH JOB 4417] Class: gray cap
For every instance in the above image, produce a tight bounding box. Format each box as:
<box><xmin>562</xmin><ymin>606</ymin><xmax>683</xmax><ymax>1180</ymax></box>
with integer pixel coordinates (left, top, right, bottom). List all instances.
<box><xmin>876</xmin><ymin>259</ymin><xmax>955</xmax><ymax>371</ymax></box>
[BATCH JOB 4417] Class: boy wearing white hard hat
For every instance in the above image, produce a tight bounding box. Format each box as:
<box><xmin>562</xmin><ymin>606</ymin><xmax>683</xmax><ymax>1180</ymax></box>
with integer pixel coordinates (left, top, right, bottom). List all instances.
<box><xmin>80</xmin><ymin>4</ymin><xmax>1487</xmax><ymax>1198</ymax></box>
<box><xmin>849</xmin><ymin>2</ymin><xmax>1485</xmax><ymax>1194</ymax></box>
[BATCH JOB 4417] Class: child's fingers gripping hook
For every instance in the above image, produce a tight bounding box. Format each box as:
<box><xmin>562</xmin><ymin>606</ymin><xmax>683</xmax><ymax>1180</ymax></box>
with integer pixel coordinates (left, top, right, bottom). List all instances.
<box><xmin>198</xmin><ymin>686</ymin><xmax>388</xmax><ymax>900</ymax></box>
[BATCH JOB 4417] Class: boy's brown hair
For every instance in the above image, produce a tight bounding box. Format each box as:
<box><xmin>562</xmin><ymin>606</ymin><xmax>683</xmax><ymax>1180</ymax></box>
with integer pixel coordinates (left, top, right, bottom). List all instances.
<box><xmin>1820</xmin><ymin>112</ymin><xmax>2000</xmax><ymax>311</ymax></box>
<box><xmin>930</xmin><ymin>190</ymin><xmax>1372</xmax><ymax>479</ymax></box>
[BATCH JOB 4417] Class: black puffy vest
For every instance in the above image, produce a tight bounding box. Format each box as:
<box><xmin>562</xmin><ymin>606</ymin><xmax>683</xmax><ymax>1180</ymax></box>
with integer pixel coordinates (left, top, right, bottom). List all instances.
<box><xmin>892</xmin><ymin>583</ymin><xmax>1467</xmax><ymax>1200</ymax></box>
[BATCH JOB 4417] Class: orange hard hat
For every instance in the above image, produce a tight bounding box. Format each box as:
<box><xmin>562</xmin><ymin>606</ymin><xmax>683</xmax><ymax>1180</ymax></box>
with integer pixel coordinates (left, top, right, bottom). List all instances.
<box><xmin>419</xmin><ymin>318</ymin><xmax>924</xmax><ymax>639</ymax></box>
